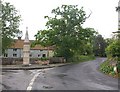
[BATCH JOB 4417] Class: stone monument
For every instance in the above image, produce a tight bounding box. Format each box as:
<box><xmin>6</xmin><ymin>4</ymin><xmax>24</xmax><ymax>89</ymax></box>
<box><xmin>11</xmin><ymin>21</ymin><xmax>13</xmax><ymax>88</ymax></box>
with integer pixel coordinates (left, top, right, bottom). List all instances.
<box><xmin>23</xmin><ymin>27</ymin><xmax>30</xmax><ymax>65</ymax></box>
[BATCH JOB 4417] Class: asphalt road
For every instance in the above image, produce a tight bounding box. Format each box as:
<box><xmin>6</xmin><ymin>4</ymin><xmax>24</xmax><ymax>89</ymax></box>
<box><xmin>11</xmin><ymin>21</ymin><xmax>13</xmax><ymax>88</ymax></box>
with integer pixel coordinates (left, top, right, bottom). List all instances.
<box><xmin>1</xmin><ymin>58</ymin><xmax>118</xmax><ymax>90</ymax></box>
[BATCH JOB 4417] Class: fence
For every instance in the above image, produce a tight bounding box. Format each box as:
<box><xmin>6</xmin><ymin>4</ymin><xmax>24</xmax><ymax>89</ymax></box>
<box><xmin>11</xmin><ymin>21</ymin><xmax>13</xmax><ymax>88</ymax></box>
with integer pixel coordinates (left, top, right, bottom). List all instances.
<box><xmin>1</xmin><ymin>58</ymin><xmax>40</xmax><ymax>65</ymax></box>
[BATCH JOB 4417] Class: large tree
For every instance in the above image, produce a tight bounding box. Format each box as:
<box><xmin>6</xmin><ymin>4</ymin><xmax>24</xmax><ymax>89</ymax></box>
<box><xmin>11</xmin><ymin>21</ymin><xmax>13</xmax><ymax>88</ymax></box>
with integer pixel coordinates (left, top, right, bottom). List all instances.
<box><xmin>93</xmin><ymin>35</ymin><xmax>107</xmax><ymax>57</ymax></box>
<box><xmin>1</xmin><ymin>1</ymin><xmax>21</xmax><ymax>54</ymax></box>
<box><xmin>34</xmin><ymin>5</ymin><xmax>96</xmax><ymax>61</ymax></box>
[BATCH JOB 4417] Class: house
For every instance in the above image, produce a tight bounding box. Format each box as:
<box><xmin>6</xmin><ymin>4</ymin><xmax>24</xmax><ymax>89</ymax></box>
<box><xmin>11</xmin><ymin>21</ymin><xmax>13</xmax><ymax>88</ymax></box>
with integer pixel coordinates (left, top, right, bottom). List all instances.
<box><xmin>3</xmin><ymin>39</ymin><xmax>54</xmax><ymax>58</ymax></box>
<box><xmin>3</xmin><ymin>28</ymin><xmax>54</xmax><ymax>59</ymax></box>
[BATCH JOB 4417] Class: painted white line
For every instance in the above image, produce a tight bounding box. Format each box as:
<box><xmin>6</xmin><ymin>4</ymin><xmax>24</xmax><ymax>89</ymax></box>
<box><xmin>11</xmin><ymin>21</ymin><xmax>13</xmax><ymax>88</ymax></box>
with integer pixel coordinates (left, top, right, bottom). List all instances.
<box><xmin>27</xmin><ymin>86</ymin><xmax>32</xmax><ymax>90</ymax></box>
<box><xmin>26</xmin><ymin>71</ymin><xmax>40</xmax><ymax>91</ymax></box>
<box><xmin>26</xmin><ymin>68</ymin><xmax>53</xmax><ymax>91</ymax></box>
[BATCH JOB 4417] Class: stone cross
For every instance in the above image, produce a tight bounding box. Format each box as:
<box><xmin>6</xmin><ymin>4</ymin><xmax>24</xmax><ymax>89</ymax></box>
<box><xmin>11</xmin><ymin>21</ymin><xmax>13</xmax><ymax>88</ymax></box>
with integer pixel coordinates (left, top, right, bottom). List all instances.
<box><xmin>23</xmin><ymin>27</ymin><xmax>30</xmax><ymax>65</ymax></box>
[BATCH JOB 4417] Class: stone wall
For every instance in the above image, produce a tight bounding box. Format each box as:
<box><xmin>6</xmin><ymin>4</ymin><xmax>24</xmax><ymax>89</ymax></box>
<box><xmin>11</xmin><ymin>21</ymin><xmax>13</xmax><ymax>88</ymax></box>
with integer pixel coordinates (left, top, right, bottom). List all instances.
<box><xmin>1</xmin><ymin>58</ymin><xmax>40</xmax><ymax>65</ymax></box>
<box><xmin>49</xmin><ymin>57</ymin><xmax>66</xmax><ymax>64</ymax></box>
<box><xmin>2</xmin><ymin>58</ymin><xmax>23</xmax><ymax>65</ymax></box>
<box><xmin>1</xmin><ymin>57</ymin><xmax>66</xmax><ymax>65</ymax></box>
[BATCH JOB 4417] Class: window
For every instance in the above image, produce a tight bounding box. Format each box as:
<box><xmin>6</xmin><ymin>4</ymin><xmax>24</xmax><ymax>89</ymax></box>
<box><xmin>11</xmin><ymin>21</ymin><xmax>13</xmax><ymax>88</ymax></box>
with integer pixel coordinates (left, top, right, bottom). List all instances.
<box><xmin>13</xmin><ymin>49</ymin><xmax>17</xmax><ymax>51</ymax></box>
<box><xmin>38</xmin><ymin>54</ymin><xmax>41</xmax><ymax>57</ymax></box>
<box><xmin>13</xmin><ymin>54</ymin><xmax>17</xmax><ymax>57</ymax></box>
<box><xmin>40</xmin><ymin>50</ymin><xmax>43</xmax><ymax>51</ymax></box>
<box><xmin>30</xmin><ymin>54</ymin><xmax>32</xmax><ymax>57</ymax></box>
<box><xmin>4</xmin><ymin>53</ymin><xmax>8</xmax><ymax>57</ymax></box>
<box><xmin>42</xmin><ymin>54</ymin><xmax>46</xmax><ymax>57</ymax></box>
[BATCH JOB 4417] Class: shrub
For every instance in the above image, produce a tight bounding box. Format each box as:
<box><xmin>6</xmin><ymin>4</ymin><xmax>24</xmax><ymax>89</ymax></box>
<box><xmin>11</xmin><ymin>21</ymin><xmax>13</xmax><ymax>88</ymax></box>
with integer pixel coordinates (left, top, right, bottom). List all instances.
<box><xmin>100</xmin><ymin>60</ymin><xmax>113</xmax><ymax>74</ymax></box>
<box><xmin>68</xmin><ymin>55</ymin><xmax>95</xmax><ymax>63</ymax></box>
<box><xmin>39</xmin><ymin>57</ymin><xmax>49</xmax><ymax>61</ymax></box>
<box><xmin>106</xmin><ymin>40</ymin><xmax>120</xmax><ymax>60</ymax></box>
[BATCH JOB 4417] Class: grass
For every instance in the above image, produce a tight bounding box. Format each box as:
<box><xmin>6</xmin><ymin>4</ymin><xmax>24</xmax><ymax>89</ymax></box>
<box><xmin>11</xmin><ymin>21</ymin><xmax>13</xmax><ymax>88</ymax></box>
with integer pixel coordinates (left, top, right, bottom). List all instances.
<box><xmin>68</xmin><ymin>55</ymin><xmax>95</xmax><ymax>64</ymax></box>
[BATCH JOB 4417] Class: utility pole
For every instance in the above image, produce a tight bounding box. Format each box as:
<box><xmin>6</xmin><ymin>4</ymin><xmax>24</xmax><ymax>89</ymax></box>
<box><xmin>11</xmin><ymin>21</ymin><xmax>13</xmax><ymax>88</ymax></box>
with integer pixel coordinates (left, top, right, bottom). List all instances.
<box><xmin>114</xmin><ymin>0</ymin><xmax>120</xmax><ymax>38</ymax></box>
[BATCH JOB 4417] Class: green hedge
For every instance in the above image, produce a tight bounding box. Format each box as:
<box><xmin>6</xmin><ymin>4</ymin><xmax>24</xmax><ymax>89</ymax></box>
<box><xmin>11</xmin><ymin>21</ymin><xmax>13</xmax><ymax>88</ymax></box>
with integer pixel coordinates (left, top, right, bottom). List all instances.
<box><xmin>68</xmin><ymin>55</ymin><xmax>95</xmax><ymax>63</ymax></box>
<box><xmin>39</xmin><ymin>57</ymin><xmax>49</xmax><ymax>61</ymax></box>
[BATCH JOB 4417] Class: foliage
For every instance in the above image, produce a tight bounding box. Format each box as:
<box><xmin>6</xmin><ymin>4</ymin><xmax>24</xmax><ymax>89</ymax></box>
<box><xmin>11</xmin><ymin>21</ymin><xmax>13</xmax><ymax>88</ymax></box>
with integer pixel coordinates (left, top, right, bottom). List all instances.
<box><xmin>116</xmin><ymin>6</ymin><xmax>120</xmax><ymax>12</ymax></box>
<box><xmin>105</xmin><ymin>38</ymin><xmax>115</xmax><ymax>46</ymax></box>
<box><xmin>100</xmin><ymin>60</ymin><xmax>113</xmax><ymax>74</ymax></box>
<box><xmin>93</xmin><ymin>34</ymin><xmax>107</xmax><ymax>57</ymax></box>
<box><xmin>101</xmin><ymin>31</ymin><xmax>120</xmax><ymax>77</ymax></box>
<box><xmin>1</xmin><ymin>1</ymin><xmax>21</xmax><ymax>53</ymax></box>
<box><xmin>100</xmin><ymin>59</ymin><xmax>120</xmax><ymax>77</ymax></box>
<box><xmin>39</xmin><ymin>57</ymin><xmax>49</xmax><ymax>61</ymax></box>
<box><xmin>106</xmin><ymin>40</ymin><xmax>120</xmax><ymax>60</ymax></box>
<box><xmin>69</xmin><ymin>55</ymin><xmax>95</xmax><ymax>63</ymax></box>
<box><xmin>34</xmin><ymin>5</ymin><xmax>96</xmax><ymax>61</ymax></box>
<box><xmin>100</xmin><ymin>5</ymin><xmax>120</xmax><ymax>77</ymax></box>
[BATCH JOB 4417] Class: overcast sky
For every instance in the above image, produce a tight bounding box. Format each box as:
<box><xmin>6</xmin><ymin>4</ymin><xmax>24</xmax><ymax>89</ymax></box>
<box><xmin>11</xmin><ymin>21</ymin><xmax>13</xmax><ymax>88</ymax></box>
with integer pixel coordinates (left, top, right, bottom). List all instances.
<box><xmin>3</xmin><ymin>0</ymin><xmax>119</xmax><ymax>40</ymax></box>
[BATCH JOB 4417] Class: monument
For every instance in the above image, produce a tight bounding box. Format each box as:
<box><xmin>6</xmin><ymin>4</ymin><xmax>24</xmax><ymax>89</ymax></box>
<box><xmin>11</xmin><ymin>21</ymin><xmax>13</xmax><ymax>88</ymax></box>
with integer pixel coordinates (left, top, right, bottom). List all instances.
<box><xmin>23</xmin><ymin>27</ymin><xmax>30</xmax><ymax>66</ymax></box>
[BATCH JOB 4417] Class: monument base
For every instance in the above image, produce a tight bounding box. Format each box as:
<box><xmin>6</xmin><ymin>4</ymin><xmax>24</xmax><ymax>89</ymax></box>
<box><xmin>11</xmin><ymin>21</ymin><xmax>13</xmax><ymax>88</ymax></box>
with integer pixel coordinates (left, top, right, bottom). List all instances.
<box><xmin>22</xmin><ymin>64</ymin><xmax>31</xmax><ymax>67</ymax></box>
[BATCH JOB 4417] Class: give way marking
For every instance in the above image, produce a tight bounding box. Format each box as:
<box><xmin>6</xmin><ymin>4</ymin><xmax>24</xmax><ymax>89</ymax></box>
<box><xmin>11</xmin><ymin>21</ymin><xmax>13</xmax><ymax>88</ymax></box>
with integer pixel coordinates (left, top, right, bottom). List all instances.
<box><xmin>26</xmin><ymin>68</ymin><xmax>53</xmax><ymax>91</ymax></box>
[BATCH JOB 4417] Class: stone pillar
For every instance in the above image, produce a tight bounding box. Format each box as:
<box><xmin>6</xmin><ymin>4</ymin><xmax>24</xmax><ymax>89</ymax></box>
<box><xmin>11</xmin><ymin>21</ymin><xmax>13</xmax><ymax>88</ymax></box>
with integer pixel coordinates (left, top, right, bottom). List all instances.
<box><xmin>23</xmin><ymin>27</ymin><xmax>30</xmax><ymax>65</ymax></box>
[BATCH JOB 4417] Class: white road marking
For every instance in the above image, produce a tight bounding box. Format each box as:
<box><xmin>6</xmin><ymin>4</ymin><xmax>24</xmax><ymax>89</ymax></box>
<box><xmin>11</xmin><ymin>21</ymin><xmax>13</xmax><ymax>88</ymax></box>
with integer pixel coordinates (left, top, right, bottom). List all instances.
<box><xmin>27</xmin><ymin>86</ymin><xmax>32</xmax><ymax>90</ymax></box>
<box><xmin>26</xmin><ymin>72</ymin><xmax>40</xmax><ymax>90</ymax></box>
<box><xmin>26</xmin><ymin>68</ymin><xmax>54</xmax><ymax>91</ymax></box>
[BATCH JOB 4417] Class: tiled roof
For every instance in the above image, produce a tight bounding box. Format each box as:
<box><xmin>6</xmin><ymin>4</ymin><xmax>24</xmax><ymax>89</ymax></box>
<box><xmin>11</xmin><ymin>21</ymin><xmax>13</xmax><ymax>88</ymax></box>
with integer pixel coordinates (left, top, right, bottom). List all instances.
<box><xmin>10</xmin><ymin>39</ymin><xmax>54</xmax><ymax>50</ymax></box>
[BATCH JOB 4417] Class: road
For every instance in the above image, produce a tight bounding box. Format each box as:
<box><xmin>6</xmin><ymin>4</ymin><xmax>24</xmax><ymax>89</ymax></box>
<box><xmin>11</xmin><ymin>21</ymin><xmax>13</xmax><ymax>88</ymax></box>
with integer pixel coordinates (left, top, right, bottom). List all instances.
<box><xmin>1</xmin><ymin>58</ymin><xmax>118</xmax><ymax>90</ymax></box>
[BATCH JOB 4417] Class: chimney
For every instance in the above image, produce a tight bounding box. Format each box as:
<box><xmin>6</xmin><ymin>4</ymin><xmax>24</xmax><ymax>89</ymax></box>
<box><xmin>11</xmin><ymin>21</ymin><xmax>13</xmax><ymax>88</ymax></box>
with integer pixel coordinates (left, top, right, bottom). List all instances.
<box><xmin>17</xmin><ymin>31</ymin><xmax>23</xmax><ymax>40</ymax></box>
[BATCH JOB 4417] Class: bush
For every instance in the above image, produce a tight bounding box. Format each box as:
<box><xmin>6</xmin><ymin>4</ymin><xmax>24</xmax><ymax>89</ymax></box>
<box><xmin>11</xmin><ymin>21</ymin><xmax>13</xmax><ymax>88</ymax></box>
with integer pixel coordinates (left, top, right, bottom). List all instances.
<box><xmin>39</xmin><ymin>57</ymin><xmax>49</xmax><ymax>61</ymax></box>
<box><xmin>68</xmin><ymin>55</ymin><xmax>95</xmax><ymax>63</ymax></box>
<box><xmin>100</xmin><ymin>60</ymin><xmax>113</xmax><ymax>74</ymax></box>
<box><xmin>106</xmin><ymin>40</ymin><xmax>120</xmax><ymax>59</ymax></box>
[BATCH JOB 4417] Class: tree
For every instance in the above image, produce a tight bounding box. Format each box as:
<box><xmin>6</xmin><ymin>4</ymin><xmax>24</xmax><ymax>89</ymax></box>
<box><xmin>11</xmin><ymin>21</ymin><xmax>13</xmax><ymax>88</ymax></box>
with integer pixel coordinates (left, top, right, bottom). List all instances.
<box><xmin>105</xmin><ymin>38</ymin><xmax>114</xmax><ymax>47</ymax></box>
<box><xmin>1</xmin><ymin>1</ymin><xmax>21</xmax><ymax>53</ymax></box>
<box><xmin>93</xmin><ymin>34</ymin><xmax>107</xmax><ymax>57</ymax></box>
<box><xmin>34</xmin><ymin>5</ymin><xmax>96</xmax><ymax>61</ymax></box>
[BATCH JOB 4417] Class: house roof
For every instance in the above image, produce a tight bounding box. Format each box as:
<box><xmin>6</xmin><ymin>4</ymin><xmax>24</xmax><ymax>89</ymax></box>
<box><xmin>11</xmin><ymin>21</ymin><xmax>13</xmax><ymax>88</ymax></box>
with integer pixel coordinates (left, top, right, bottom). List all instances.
<box><xmin>10</xmin><ymin>39</ymin><xmax>54</xmax><ymax>50</ymax></box>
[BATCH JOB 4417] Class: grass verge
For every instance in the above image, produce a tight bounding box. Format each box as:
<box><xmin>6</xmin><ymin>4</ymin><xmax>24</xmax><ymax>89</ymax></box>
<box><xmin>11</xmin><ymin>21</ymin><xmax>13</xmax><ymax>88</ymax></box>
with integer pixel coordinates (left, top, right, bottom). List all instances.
<box><xmin>99</xmin><ymin>60</ymin><xmax>120</xmax><ymax>78</ymax></box>
<box><xmin>68</xmin><ymin>55</ymin><xmax>95</xmax><ymax>64</ymax></box>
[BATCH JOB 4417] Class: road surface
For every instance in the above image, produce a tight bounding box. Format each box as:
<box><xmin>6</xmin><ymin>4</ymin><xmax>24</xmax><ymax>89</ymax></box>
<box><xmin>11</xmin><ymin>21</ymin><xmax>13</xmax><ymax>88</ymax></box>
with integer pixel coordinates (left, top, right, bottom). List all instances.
<box><xmin>1</xmin><ymin>58</ymin><xmax>118</xmax><ymax>90</ymax></box>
